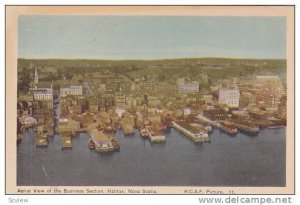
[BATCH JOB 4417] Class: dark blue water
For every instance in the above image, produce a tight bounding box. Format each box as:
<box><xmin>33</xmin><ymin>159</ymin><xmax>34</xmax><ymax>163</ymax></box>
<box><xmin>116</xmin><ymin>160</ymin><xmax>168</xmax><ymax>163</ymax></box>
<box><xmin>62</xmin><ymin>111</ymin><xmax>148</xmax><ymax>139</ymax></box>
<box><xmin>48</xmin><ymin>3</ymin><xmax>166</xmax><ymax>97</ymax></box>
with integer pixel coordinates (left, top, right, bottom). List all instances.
<box><xmin>17</xmin><ymin>128</ymin><xmax>286</xmax><ymax>186</ymax></box>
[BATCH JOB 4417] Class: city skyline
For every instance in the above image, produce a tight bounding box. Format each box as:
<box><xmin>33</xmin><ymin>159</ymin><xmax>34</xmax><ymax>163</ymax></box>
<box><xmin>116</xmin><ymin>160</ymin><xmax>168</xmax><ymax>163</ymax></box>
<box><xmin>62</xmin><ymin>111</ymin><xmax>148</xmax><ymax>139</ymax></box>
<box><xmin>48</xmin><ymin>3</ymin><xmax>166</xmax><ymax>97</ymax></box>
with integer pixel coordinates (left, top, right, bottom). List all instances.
<box><xmin>18</xmin><ymin>16</ymin><xmax>286</xmax><ymax>60</ymax></box>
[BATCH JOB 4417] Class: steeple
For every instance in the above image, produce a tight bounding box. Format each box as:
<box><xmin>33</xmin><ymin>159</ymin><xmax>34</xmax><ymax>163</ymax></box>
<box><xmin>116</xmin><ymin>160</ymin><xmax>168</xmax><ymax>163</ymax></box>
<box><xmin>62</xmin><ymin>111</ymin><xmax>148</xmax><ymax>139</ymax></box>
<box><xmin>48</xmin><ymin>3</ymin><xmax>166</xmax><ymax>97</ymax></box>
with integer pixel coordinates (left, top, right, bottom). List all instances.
<box><xmin>34</xmin><ymin>67</ymin><xmax>39</xmax><ymax>84</ymax></box>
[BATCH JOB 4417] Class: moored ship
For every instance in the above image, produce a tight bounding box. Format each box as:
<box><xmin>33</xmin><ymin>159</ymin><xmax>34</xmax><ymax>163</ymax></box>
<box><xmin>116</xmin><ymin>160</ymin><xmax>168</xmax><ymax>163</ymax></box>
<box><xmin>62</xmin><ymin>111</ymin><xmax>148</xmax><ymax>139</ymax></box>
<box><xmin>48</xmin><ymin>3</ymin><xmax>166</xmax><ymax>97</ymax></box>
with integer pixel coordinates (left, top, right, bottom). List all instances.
<box><xmin>140</xmin><ymin>128</ymin><xmax>149</xmax><ymax>138</ymax></box>
<box><xmin>111</xmin><ymin>138</ymin><xmax>121</xmax><ymax>151</ymax></box>
<box><xmin>219</xmin><ymin>121</ymin><xmax>237</xmax><ymax>135</ymax></box>
<box><xmin>229</xmin><ymin>119</ymin><xmax>259</xmax><ymax>135</ymax></box>
<box><xmin>17</xmin><ymin>134</ymin><xmax>22</xmax><ymax>144</ymax></box>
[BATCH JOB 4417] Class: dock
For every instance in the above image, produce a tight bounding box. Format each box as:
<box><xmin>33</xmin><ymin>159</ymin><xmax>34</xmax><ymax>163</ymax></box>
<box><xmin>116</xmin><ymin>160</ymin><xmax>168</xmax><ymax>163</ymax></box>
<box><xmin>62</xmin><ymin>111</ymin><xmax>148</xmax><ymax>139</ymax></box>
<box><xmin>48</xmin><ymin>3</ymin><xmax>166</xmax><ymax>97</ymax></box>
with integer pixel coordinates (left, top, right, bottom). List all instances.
<box><xmin>36</xmin><ymin>137</ymin><xmax>48</xmax><ymax>147</ymax></box>
<box><xmin>61</xmin><ymin>136</ymin><xmax>73</xmax><ymax>149</ymax></box>
<box><xmin>35</xmin><ymin>125</ymin><xmax>49</xmax><ymax>147</ymax></box>
<box><xmin>145</xmin><ymin>127</ymin><xmax>166</xmax><ymax>143</ymax></box>
<box><xmin>88</xmin><ymin>129</ymin><xmax>115</xmax><ymax>152</ymax></box>
<box><xmin>190</xmin><ymin>123</ymin><xmax>212</xmax><ymax>134</ymax></box>
<box><xmin>172</xmin><ymin>121</ymin><xmax>210</xmax><ymax>143</ymax></box>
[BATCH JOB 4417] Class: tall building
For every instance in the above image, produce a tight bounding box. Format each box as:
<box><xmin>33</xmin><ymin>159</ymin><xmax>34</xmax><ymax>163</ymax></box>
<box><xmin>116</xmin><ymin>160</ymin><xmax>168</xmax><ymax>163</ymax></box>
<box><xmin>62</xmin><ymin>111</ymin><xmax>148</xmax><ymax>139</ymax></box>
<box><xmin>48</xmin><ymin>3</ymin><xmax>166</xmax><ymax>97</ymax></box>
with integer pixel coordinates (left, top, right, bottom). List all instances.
<box><xmin>218</xmin><ymin>88</ymin><xmax>240</xmax><ymax>107</ymax></box>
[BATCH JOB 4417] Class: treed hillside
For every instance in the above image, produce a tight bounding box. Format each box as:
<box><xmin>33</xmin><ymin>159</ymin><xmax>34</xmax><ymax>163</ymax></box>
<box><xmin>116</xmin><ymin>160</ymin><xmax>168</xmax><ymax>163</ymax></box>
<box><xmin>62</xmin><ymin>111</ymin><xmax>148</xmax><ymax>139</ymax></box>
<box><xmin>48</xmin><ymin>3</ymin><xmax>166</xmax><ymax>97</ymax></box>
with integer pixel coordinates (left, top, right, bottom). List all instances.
<box><xmin>17</xmin><ymin>57</ymin><xmax>286</xmax><ymax>83</ymax></box>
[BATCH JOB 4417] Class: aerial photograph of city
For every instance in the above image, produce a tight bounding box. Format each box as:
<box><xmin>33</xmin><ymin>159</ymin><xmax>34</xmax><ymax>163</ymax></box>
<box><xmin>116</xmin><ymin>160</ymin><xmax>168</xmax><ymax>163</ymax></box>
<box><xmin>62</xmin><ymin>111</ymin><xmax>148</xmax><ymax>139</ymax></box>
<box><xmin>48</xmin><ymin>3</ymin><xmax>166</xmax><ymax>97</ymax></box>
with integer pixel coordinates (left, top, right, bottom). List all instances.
<box><xmin>16</xmin><ymin>15</ymin><xmax>287</xmax><ymax>188</ymax></box>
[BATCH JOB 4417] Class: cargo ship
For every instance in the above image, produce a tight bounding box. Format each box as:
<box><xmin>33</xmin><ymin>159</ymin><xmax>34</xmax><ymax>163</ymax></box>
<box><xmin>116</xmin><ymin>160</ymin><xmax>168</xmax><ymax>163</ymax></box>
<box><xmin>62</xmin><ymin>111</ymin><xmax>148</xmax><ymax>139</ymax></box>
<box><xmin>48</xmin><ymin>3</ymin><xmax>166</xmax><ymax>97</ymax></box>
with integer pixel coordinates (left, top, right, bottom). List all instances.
<box><xmin>219</xmin><ymin>121</ymin><xmax>237</xmax><ymax>135</ymax></box>
<box><xmin>228</xmin><ymin>119</ymin><xmax>259</xmax><ymax>135</ymax></box>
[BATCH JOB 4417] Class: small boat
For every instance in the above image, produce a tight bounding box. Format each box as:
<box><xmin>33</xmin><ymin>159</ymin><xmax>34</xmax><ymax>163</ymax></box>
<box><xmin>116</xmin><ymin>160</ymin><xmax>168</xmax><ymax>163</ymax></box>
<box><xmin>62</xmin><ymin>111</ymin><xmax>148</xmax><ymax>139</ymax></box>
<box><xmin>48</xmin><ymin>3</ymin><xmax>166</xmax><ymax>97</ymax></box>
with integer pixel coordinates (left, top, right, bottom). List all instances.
<box><xmin>36</xmin><ymin>126</ymin><xmax>49</xmax><ymax>147</ymax></box>
<box><xmin>140</xmin><ymin>128</ymin><xmax>149</xmax><ymax>138</ymax></box>
<box><xmin>103</xmin><ymin>124</ymin><xmax>117</xmax><ymax>133</ymax></box>
<box><xmin>36</xmin><ymin>137</ymin><xmax>48</xmax><ymax>148</ymax></box>
<box><xmin>17</xmin><ymin>134</ymin><xmax>22</xmax><ymax>144</ymax></box>
<box><xmin>89</xmin><ymin>138</ymin><xmax>95</xmax><ymax>150</ymax></box>
<box><xmin>61</xmin><ymin>136</ymin><xmax>72</xmax><ymax>150</ymax></box>
<box><xmin>111</xmin><ymin>138</ymin><xmax>120</xmax><ymax>151</ymax></box>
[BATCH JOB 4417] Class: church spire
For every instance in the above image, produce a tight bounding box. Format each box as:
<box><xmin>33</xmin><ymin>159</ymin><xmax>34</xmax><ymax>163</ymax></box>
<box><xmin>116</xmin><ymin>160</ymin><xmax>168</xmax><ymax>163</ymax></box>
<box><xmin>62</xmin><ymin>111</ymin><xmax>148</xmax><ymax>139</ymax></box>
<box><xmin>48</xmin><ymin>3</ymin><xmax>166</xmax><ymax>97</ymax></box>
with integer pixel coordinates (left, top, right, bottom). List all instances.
<box><xmin>34</xmin><ymin>67</ymin><xmax>39</xmax><ymax>84</ymax></box>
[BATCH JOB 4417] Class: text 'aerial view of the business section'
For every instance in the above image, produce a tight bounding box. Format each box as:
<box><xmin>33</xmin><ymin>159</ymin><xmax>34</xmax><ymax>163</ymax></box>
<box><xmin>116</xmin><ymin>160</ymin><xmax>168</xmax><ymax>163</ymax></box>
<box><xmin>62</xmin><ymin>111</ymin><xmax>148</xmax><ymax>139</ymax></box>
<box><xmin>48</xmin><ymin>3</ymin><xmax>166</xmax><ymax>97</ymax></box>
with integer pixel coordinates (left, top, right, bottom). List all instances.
<box><xmin>16</xmin><ymin>15</ymin><xmax>288</xmax><ymax>188</ymax></box>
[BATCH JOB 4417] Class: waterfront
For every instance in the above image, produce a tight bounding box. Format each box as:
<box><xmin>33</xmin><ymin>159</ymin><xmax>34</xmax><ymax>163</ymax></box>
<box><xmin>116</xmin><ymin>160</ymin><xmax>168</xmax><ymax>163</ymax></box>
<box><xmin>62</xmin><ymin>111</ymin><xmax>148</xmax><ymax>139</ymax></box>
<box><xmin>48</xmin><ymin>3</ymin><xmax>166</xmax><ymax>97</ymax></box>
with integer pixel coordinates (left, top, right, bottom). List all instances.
<box><xmin>17</xmin><ymin>127</ymin><xmax>285</xmax><ymax>187</ymax></box>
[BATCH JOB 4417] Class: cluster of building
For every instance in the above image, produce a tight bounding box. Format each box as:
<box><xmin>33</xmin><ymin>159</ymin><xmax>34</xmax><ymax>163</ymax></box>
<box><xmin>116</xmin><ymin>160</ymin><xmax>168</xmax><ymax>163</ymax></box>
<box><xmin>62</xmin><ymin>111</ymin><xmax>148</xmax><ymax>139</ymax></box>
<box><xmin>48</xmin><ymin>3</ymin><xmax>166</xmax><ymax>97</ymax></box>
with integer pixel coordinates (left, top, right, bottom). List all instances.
<box><xmin>17</xmin><ymin>65</ymin><xmax>287</xmax><ymax>148</ymax></box>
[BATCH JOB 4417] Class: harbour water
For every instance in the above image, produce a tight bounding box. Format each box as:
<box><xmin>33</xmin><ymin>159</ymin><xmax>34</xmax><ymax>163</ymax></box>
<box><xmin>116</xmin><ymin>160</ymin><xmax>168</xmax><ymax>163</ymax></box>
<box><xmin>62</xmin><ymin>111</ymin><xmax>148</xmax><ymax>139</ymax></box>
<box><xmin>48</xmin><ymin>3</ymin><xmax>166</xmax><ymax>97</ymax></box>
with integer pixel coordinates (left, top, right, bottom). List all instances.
<box><xmin>17</xmin><ymin>127</ymin><xmax>286</xmax><ymax>186</ymax></box>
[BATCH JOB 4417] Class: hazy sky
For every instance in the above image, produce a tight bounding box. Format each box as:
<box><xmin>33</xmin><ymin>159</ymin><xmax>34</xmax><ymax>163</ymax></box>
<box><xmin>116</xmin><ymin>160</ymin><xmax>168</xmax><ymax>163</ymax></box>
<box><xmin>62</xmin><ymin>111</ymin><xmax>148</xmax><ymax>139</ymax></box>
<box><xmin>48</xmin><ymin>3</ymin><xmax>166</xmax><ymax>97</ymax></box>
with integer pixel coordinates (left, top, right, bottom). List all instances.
<box><xmin>18</xmin><ymin>16</ymin><xmax>286</xmax><ymax>59</ymax></box>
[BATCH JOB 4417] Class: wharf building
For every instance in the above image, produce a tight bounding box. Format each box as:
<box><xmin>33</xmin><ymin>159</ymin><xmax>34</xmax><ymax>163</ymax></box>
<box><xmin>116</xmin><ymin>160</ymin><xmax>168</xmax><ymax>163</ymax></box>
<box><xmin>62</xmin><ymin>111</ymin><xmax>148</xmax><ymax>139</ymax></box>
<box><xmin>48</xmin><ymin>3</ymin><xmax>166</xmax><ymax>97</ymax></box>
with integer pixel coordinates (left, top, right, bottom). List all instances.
<box><xmin>172</xmin><ymin>121</ymin><xmax>209</xmax><ymax>143</ymax></box>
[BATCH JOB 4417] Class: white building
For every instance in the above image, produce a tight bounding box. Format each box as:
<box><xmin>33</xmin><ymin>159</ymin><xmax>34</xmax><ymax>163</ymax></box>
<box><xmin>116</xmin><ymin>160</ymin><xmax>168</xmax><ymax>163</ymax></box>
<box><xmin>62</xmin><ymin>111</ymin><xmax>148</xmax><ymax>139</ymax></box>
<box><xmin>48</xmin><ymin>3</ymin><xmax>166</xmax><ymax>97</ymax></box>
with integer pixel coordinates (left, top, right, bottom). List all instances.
<box><xmin>21</xmin><ymin>116</ymin><xmax>37</xmax><ymax>125</ymax></box>
<box><xmin>33</xmin><ymin>88</ymin><xmax>53</xmax><ymax>101</ymax></box>
<box><xmin>218</xmin><ymin>88</ymin><xmax>240</xmax><ymax>107</ymax></box>
<box><xmin>178</xmin><ymin>81</ymin><xmax>199</xmax><ymax>93</ymax></box>
<box><xmin>60</xmin><ymin>85</ymin><xmax>83</xmax><ymax>97</ymax></box>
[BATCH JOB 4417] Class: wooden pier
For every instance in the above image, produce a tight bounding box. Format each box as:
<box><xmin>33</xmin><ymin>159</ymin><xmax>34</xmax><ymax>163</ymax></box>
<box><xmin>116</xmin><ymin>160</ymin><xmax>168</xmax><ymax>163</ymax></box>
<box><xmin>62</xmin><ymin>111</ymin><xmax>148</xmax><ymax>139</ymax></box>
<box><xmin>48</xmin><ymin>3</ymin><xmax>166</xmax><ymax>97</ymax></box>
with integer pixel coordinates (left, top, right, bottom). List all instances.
<box><xmin>145</xmin><ymin>127</ymin><xmax>166</xmax><ymax>143</ymax></box>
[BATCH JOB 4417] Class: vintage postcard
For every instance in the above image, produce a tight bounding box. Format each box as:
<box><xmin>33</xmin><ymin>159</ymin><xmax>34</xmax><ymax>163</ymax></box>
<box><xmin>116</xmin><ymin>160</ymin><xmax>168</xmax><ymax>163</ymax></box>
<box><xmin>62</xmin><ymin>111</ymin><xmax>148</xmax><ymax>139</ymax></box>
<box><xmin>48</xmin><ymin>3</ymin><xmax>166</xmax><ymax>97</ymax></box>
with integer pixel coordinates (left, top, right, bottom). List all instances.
<box><xmin>5</xmin><ymin>6</ymin><xmax>295</xmax><ymax>194</ymax></box>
